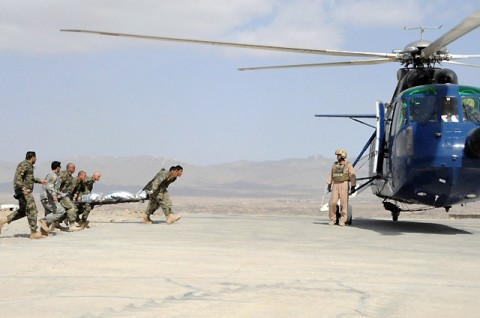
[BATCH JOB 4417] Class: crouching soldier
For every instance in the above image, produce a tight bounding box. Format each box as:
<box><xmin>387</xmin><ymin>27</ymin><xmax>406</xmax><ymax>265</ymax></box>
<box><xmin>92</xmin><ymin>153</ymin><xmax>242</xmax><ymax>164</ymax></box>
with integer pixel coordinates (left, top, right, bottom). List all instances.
<box><xmin>58</xmin><ymin>163</ymin><xmax>82</xmax><ymax>231</ymax></box>
<box><xmin>141</xmin><ymin>165</ymin><xmax>183</xmax><ymax>225</ymax></box>
<box><xmin>39</xmin><ymin>161</ymin><xmax>66</xmax><ymax>232</ymax></box>
<box><xmin>74</xmin><ymin>171</ymin><xmax>101</xmax><ymax>229</ymax></box>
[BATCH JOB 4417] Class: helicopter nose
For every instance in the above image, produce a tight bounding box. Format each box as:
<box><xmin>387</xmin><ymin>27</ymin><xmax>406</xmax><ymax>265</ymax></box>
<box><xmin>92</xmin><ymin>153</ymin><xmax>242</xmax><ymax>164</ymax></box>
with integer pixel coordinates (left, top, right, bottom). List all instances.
<box><xmin>466</xmin><ymin>127</ymin><xmax>480</xmax><ymax>158</ymax></box>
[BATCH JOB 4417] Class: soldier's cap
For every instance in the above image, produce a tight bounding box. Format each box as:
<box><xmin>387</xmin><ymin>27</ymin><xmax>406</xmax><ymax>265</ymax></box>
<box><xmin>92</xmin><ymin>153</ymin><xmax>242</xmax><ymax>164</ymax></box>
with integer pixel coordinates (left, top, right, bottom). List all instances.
<box><xmin>51</xmin><ymin>161</ymin><xmax>61</xmax><ymax>170</ymax></box>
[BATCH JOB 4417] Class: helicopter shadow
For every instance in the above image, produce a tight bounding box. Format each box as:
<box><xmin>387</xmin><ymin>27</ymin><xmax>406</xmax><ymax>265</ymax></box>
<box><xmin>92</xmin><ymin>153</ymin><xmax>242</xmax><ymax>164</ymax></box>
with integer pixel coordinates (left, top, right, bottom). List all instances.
<box><xmin>348</xmin><ymin>218</ymin><xmax>472</xmax><ymax>236</ymax></box>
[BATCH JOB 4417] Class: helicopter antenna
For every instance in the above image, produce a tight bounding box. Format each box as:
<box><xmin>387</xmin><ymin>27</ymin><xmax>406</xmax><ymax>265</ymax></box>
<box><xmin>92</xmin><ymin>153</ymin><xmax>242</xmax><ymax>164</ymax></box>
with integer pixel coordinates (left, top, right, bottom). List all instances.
<box><xmin>403</xmin><ymin>25</ymin><xmax>443</xmax><ymax>40</ymax></box>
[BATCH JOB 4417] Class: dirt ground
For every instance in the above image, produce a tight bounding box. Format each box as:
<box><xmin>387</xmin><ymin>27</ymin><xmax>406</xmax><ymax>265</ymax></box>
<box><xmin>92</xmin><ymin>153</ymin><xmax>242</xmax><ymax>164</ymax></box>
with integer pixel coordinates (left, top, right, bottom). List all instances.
<box><xmin>2</xmin><ymin>194</ymin><xmax>480</xmax><ymax>230</ymax></box>
<box><xmin>2</xmin><ymin>194</ymin><xmax>480</xmax><ymax>317</ymax></box>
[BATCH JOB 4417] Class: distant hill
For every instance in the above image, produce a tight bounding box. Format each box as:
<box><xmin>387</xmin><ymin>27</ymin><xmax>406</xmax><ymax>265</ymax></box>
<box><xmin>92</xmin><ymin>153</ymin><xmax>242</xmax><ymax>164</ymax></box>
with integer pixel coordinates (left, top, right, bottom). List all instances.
<box><xmin>0</xmin><ymin>155</ymin><xmax>333</xmax><ymax>198</ymax></box>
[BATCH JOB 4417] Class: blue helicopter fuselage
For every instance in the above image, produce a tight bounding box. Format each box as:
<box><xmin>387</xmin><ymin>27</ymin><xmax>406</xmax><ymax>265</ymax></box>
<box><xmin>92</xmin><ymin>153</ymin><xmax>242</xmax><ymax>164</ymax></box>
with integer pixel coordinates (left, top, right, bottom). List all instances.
<box><xmin>372</xmin><ymin>84</ymin><xmax>480</xmax><ymax>207</ymax></box>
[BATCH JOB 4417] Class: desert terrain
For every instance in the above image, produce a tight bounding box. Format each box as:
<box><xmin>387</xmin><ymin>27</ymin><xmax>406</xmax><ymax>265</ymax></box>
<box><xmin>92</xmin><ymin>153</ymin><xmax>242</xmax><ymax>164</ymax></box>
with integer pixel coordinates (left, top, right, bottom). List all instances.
<box><xmin>1</xmin><ymin>156</ymin><xmax>480</xmax><ymax>317</ymax></box>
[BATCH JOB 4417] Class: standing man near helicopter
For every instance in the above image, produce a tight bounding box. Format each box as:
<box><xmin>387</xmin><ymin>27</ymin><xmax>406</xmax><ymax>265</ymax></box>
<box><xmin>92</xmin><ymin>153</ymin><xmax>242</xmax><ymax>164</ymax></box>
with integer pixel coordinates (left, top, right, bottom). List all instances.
<box><xmin>326</xmin><ymin>149</ymin><xmax>356</xmax><ymax>226</ymax></box>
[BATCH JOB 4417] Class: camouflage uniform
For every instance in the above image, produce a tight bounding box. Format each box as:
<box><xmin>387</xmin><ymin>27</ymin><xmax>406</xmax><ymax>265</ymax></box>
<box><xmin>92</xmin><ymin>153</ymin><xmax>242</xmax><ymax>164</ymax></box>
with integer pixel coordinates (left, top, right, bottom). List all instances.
<box><xmin>6</xmin><ymin>160</ymin><xmax>43</xmax><ymax>232</ymax></box>
<box><xmin>74</xmin><ymin>176</ymin><xmax>96</xmax><ymax>223</ymax></box>
<box><xmin>145</xmin><ymin>169</ymin><xmax>177</xmax><ymax>217</ymax></box>
<box><xmin>40</xmin><ymin>171</ymin><xmax>66</xmax><ymax>225</ymax></box>
<box><xmin>58</xmin><ymin>170</ymin><xmax>78</xmax><ymax>224</ymax></box>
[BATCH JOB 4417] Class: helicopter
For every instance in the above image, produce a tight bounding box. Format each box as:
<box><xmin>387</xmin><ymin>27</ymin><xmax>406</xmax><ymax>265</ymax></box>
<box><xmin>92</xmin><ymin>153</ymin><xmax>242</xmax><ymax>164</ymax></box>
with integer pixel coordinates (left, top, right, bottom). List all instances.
<box><xmin>61</xmin><ymin>11</ymin><xmax>480</xmax><ymax>221</ymax></box>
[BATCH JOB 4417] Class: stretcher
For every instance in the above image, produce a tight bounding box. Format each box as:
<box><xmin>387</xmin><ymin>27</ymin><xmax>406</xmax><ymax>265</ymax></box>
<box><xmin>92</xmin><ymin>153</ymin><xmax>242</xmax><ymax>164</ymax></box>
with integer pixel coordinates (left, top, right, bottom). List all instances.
<box><xmin>75</xmin><ymin>190</ymin><xmax>148</xmax><ymax>206</ymax></box>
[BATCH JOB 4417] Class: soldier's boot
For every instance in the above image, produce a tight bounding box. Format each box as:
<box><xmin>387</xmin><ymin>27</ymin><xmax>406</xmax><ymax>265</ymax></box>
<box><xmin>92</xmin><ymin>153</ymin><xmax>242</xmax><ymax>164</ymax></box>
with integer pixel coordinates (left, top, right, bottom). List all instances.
<box><xmin>69</xmin><ymin>223</ymin><xmax>83</xmax><ymax>232</ymax></box>
<box><xmin>79</xmin><ymin>220</ymin><xmax>90</xmax><ymax>229</ymax></box>
<box><xmin>30</xmin><ymin>230</ymin><xmax>46</xmax><ymax>239</ymax></box>
<box><xmin>50</xmin><ymin>221</ymin><xmax>64</xmax><ymax>231</ymax></box>
<box><xmin>0</xmin><ymin>216</ymin><xmax>8</xmax><ymax>234</ymax></box>
<box><xmin>48</xmin><ymin>221</ymin><xmax>57</xmax><ymax>232</ymax></box>
<box><xmin>39</xmin><ymin>218</ymin><xmax>50</xmax><ymax>235</ymax></box>
<box><xmin>141</xmin><ymin>213</ymin><xmax>153</xmax><ymax>224</ymax></box>
<box><xmin>166</xmin><ymin>213</ymin><xmax>181</xmax><ymax>225</ymax></box>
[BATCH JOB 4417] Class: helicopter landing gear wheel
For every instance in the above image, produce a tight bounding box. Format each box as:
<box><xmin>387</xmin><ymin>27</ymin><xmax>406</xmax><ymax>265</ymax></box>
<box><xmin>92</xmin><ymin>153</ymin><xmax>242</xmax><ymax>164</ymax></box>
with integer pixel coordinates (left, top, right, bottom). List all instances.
<box><xmin>335</xmin><ymin>204</ymin><xmax>353</xmax><ymax>225</ymax></box>
<box><xmin>384</xmin><ymin>201</ymin><xmax>401</xmax><ymax>222</ymax></box>
<box><xmin>392</xmin><ymin>211</ymin><xmax>400</xmax><ymax>221</ymax></box>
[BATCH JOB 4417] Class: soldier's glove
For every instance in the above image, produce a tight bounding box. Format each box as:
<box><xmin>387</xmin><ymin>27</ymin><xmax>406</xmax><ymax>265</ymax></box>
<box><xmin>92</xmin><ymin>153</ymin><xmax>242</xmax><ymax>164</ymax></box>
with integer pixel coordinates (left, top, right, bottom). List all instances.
<box><xmin>350</xmin><ymin>186</ymin><xmax>356</xmax><ymax>194</ymax></box>
<box><xmin>327</xmin><ymin>185</ymin><xmax>332</xmax><ymax>192</ymax></box>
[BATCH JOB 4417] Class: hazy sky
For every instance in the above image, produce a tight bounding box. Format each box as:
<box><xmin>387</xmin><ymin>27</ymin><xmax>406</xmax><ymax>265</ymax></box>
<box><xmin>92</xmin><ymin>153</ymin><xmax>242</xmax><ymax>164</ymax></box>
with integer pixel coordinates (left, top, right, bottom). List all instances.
<box><xmin>1</xmin><ymin>0</ymin><xmax>479</xmax><ymax>165</ymax></box>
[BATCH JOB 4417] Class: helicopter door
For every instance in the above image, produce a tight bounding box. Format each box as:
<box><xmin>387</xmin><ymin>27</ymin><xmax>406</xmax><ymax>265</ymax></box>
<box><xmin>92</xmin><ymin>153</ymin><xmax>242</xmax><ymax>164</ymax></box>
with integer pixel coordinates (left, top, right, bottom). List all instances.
<box><xmin>373</xmin><ymin>101</ymin><xmax>386</xmax><ymax>175</ymax></box>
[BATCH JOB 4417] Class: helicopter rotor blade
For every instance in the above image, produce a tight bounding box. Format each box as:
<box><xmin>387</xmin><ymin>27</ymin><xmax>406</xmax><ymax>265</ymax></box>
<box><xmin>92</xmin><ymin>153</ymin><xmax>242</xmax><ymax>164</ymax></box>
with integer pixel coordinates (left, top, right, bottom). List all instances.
<box><xmin>443</xmin><ymin>60</ymin><xmax>480</xmax><ymax>68</ymax></box>
<box><xmin>60</xmin><ymin>29</ymin><xmax>397</xmax><ymax>59</ymax></box>
<box><xmin>422</xmin><ymin>11</ymin><xmax>480</xmax><ymax>58</ymax></box>
<box><xmin>450</xmin><ymin>54</ymin><xmax>480</xmax><ymax>59</ymax></box>
<box><xmin>238</xmin><ymin>58</ymin><xmax>395</xmax><ymax>71</ymax></box>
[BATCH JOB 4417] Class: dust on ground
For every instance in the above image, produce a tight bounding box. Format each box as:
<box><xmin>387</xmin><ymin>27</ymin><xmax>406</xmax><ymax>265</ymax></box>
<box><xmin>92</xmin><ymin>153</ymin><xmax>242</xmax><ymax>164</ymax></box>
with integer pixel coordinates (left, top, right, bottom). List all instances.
<box><xmin>1</xmin><ymin>192</ymin><xmax>480</xmax><ymax>243</ymax></box>
<box><xmin>2</xmin><ymin>194</ymin><xmax>480</xmax><ymax>224</ymax></box>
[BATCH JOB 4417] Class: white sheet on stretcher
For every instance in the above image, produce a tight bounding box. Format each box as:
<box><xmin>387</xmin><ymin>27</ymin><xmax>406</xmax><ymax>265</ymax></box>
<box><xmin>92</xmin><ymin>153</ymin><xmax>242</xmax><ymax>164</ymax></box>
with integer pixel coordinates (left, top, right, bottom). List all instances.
<box><xmin>81</xmin><ymin>190</ymin><xmax>148</xmax><ymax>203</ymax></box>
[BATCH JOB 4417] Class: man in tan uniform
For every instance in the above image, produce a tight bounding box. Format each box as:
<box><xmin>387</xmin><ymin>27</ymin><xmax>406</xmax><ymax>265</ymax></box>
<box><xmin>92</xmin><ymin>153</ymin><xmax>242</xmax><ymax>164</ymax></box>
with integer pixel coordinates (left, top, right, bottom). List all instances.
<box><xmin>326</xmin><ymin>149</ymin><xmax>356</xmax><ymax>226</ymax></box>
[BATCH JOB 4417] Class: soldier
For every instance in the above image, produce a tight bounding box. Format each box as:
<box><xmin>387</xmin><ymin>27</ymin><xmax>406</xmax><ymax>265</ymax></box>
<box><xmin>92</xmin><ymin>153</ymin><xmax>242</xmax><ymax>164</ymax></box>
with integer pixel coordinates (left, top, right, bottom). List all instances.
<box><xmin>69</xmin><ymin>170</ymin><xmax>87</xmax><ymax>223</ymax></box>
<box><xmin>74</xmin><ymin>171</ymin><xmax>101</xmax><ymax>229</ymax></box>
<box><xmin>0</xmin><ymin>151</ymin><xmax>48</xmax><ymax>239</ymax></box>
<box><xmin>141</xmin><ymin>165</ymin><xmax>183</xmax><ymax>225</ymax></box>
<box><xmin>326</xmin><ymin>149</ymin><xmax>356</xmax><ymax>226</ymax></box>
<box><xmin>39</xmin><ymin>161</ymin><xmax>66</xmax><ymax>231</ymax></box>
<box><xmin>58</xmin><ymin>163</ymin><xmax>82</xmax><ymax>231</ymax></box>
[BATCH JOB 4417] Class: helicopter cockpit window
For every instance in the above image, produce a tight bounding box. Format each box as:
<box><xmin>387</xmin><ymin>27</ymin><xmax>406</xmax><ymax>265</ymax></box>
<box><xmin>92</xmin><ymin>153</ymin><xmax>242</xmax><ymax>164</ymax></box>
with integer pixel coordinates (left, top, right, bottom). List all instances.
<box><xmin>396</xmin><ymin>101</ymin><xmax>408</xmax><ymax>129</ymax></box>
<box><xmin>407</xmin><ymin>96</ymin><xmax>437</xmax><ymax>123</ymax></box>
<box><xmin>440</xmin><ymin>97</ymin><xmax>459</xmax><ymax>122</ymax></box>
<box><xmin>462</xmin><ymin>96</ymin><xmax>480</xmax><ymax>124</ymax></box>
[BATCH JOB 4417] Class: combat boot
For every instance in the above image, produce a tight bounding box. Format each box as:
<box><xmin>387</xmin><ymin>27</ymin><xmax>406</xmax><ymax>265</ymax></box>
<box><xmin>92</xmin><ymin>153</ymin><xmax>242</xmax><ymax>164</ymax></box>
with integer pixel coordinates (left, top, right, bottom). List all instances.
<box><xmin>0</xmin><ymin>216</ymin><xmax>8</xmax><ymax>234</ymax></box>
<box><xmin>141</xmin><ymin>213</ymin><xmax>153</xmax><ymax>224</ymax></box>
<box><xmin>79</xmin><ymin>220</ymin><xmax>90</xmax><ymax>229</ymax></box>
<box><xmin>50</xmin><ymin>221</ymin><xmax>66</xmax><ymax>231</ymax></box>
<box><xmin>166</xmin><ymin>213</ymin><xmax>181</xmax><ymax>225</ymax></box>
<box><xmin>39</xmin><ymin>218</ymin><xmax>50</xmax><ymax>235</ymax></box>
<box><xmin>69</xmin><ymin>223</ymin><xmax>82</xmax><ymax>232</ymax></box>
<box><xmin>30</xmin><ymin>231</ymin><xmax>46</xmax><ymax>239</ymax></box>
<box><xmin>49</xmin><ymin>221</ymin><xmax>58</xmax><ymax>232</ymax></box>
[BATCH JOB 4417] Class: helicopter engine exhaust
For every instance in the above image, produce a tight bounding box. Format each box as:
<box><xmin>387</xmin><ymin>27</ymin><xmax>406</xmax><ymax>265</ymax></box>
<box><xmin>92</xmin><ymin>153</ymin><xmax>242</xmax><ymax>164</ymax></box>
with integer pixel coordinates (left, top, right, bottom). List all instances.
<box><xmin>465</xmin><ymin>127</ymin><xmax>480</xmax><ymax>158</ymax></box>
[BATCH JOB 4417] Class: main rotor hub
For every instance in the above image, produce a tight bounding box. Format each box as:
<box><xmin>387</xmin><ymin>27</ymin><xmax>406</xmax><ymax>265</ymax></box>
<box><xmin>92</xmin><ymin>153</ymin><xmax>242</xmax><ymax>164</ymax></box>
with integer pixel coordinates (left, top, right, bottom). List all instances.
<box><xmin>398</xmin><ymin>39</ymin><xmax>450</xmax><ymax>67</ymax></box>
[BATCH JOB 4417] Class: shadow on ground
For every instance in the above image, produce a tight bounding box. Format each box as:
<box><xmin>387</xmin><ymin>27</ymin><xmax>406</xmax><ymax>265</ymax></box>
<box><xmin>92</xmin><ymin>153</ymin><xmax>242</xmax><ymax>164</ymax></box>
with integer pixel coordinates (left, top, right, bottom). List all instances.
<box><xmin>314</xmin><ymin>218</ymin><xmax>472</xmax><ymax>236</ymax></box>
